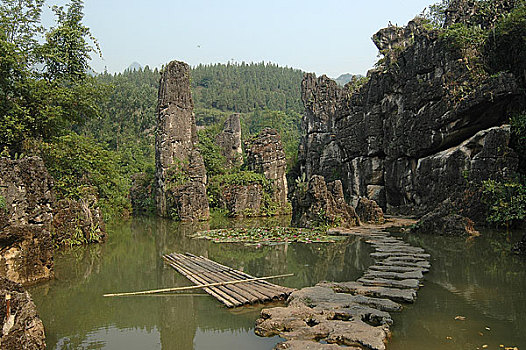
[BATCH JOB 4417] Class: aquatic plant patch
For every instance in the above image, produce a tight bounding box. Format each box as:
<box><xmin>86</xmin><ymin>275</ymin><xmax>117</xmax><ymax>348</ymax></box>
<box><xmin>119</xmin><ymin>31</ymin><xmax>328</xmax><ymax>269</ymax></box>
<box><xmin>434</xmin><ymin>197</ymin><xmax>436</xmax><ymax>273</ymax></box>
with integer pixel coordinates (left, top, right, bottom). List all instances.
<box><xmin>191</xmin><ymin>227</ymin><xmax>344</xmax><ymax>245</ymax></box>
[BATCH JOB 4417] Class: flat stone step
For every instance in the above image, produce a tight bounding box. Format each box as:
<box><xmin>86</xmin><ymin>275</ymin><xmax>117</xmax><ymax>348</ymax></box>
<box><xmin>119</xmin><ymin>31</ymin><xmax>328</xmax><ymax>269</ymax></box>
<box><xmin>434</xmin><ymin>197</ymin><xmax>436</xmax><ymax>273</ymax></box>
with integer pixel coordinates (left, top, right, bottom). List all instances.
<box><xmin>363</xmin><ymin>270</ymin><xmax>424</xmax><ymax>280</ymax></box>
<box><xmin>371</xmin><ymin>252</ymin><xmax>430</xmax><ymax>259</ymax></box>
<box><xmin>377</xmin><ymin>260</ymin><xmax>431</xmax><ymax>269</ymax></box>
<box><xmin>369</xmin><ymin>264</ymin><xmax>429</xmax><ymax>274</ymax></box>
<box><xmin>381</xmin><ymin>256</ymin><xmax>428</xmax><ymax>263</ymax></box>
<box><xmin>358</xmin><ymin>277</ymin><xmax>420</xmax><ymax>290</ymax></box>
<box><xmin>372</xmin><ymin>246</ymin><xmax>426</xmax><ymax>254</ymax></box>
<box><xmin>318</xmin><ymin>281</ymin><xmax>417</xmax><ymax>303</ymax></box>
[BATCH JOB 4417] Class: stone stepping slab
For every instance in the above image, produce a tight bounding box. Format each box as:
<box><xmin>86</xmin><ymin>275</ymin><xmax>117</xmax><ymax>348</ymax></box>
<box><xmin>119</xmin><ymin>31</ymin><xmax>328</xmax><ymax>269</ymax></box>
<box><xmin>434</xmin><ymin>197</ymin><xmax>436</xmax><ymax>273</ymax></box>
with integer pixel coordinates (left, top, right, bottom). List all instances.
<box><xmin>371</xmin><ymin>245</ymin><xmax>426</xmax><ymax>254</ymax></box>
<box><xmin>377</xmin><ymin>260</ymin><xmax>431</xmax><ymax>269</ymax></box>
<box><xmin>275</xmin><ymin>340</ymin><xmax>361</xmax><ymax>349</ymax></box>
<box><xmin>318</xmin><ymin>281</ymin><xmax>417</xmax><ymax>303</ymax></box>
<box><xmin>381</xmin><ymin>256</ymin><xmax>428</xmax><ymax>263</ymax></box>
<box><xmin>370</xmin><ymin>252</ymin><xmax>430</xmax><ymax>259</ymax></box>
<box><xmin>357</xmin><ymin>277</ymin><xmax>420</xmax><ymax>290</ymax></box>
<box><xmin>363</xmin><ymin>270</ymin><xmax>424</xmax><ymax>280</ymax></box>
<box><xmin>369</xmin><ymin>264</ymin><xmax>429</xmax><ymax>274</ymax></box>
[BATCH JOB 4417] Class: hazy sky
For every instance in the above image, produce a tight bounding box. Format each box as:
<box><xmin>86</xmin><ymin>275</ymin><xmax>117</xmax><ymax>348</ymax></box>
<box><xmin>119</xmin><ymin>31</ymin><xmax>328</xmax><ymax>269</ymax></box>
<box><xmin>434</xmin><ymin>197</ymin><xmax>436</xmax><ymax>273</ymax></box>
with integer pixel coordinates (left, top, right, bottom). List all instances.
<box><xmin>43</xmin><ymin>0</ymin><xmax>433</xmax><ymax>77</ymax></box>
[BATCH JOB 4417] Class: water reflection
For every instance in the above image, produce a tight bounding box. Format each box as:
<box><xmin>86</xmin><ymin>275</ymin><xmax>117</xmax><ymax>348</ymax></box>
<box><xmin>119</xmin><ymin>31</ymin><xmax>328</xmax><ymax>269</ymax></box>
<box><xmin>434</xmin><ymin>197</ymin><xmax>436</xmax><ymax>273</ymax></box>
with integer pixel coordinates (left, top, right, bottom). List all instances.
<box><xmin>389</xmin><ymin>229</ymin><xmax>526</xmax><ymax>350</ymax></box>
<box><xmin>29</xmin><ymin>216</ymin><xmax>370</xmax><ymax>350</ymax></box>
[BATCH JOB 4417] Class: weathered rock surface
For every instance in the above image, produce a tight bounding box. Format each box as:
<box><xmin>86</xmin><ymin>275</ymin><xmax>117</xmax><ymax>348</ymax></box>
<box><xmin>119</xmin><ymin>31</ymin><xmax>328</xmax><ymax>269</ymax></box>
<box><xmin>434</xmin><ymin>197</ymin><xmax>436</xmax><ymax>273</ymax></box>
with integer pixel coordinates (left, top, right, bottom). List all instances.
<box><xmin>218</xmin><ymin>183</ymin><xmax>263</xmax><ymax>217</ymax></box>
<box><xmin>355</xmin><ymin>197</ymin><xmax>384</xmax><ymax>224</ymax></box>
<box><xmin>246</xmin><ymin>128</ymin><xmax>288</xmax><ymax>207</ymax></box>
<box><xmin>411</xmin><ymin>199</ymin><xmax>480</xmax><ymax>237</ymax></box>
<box><xmin>52</xmin><ymin>195</ymin><xmax>106</xmax><ymax>247</ymax></box>
<box><xmin>297</xmin><ymin>1</ymin><xmax>522</xmax><ymax>220</ymax></box>
<box><xmin>318</xmin><ymin>281</ymin><xmax>416</xmax><ymax>304</ymax></box>
<box><xmin>0</xmin><ymin>157</ymin><xmax>54</xmax><ymax>285</ymax></box>
<box><xmin>155</xmin><ymin>60</ymin><xmax>209</xmax><ymax>221</ymax></box>
<box><xmin>129</xmin><ymin>172</ymin><xmax>155</xmax><ymax>215</ymax></box>
<box><xmin>0</xmin><ymin>277</ymin><xmax>46</xmax><ymax>349</ymax></box>
<box><xmin>291</xmin><ymin>176</ymin><xmax>359</xmax><ymax>228</ymax></box>
<box><xmin>215</xmin><ymin>113</ymin><xmax>243</xmax><ymax>167</ymax></box>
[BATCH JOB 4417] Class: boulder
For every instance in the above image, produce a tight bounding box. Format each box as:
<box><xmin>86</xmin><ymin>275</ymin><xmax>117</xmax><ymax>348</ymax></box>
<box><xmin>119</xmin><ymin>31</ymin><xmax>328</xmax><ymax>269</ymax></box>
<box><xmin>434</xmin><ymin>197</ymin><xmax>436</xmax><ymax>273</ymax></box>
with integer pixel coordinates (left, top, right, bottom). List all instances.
<box><xmin>291</xmin><ymin>176</ymin><xmax>359</xmax><ymax>228</ymax></box>
<box><xmin>219</xmin><ymin>183</ymin><xmax>263</xmax><ymax>217</ymax></box>
<box><xmin>355</xmin><ymin>197</ymin><xmax>385</xmax><ymax>224</ymax></box>
<box><xmin>0</xmin><ymin>277</ymin><xmax>46</xmax><ymax>349</ymax></box>
<box><xmin>155</xmin><ymin>60</ymin><xmax>209</xmax><ymax>221</ymax></box>
<box><xmin>129</xmin><ymin>172</ymin><xmax>155</xmax><ymax>215</ymax></box>
<box><xmin>411</xmin><ymin>200</ymin><xmax>480</xmax><ymax>236</ymax></box>
<box><xmin>0</xmin><ymin>157</ymin><xmax>54</xmax><ymax>285</ymax></box>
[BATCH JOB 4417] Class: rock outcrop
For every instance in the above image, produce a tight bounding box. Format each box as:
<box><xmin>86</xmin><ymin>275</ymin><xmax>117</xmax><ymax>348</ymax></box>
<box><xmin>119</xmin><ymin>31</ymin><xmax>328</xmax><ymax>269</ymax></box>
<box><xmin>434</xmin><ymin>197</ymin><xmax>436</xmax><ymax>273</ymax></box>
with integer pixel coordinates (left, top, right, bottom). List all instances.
<box><xmin>411</xmin><ymin>199</ymin><xmax>479</xmax><ymax>237</ymax></box>
<box><xmin>129</xmin><ymin>172</ymin><xmax>155</xmax><ymax>215</ymax></box>
<box><xmin>0</xmin><ymin>157</ymin><xmax>54</xmax><ymax>285</ymax></box>
<box><xmin>246</xmin><ymin>128</ymin><xmax>289</xmax><ymax>207</ymax></box>
<box><xmin>355</xmin><ymin>197</ymin><xmax>385</xmax><ymax>224</ymax></box>
<box><xmin>52</xmin><ymin>195</ymin><xmax>106</xmax><ymax>247</ymax></box>
<box><xmin>215</xmin><ymin>113</ymin><xmax>243</xmax><ymax>168</ymax></box>
<box><xmin>218</xmin><ymin>183</ymin><xmax>263</xmax><ymax>217</ymax></box>
<box><xmin>292</xmin><ymin>175</ymin><xmax>359</xmax><ymax>228</ymax></box>
<box><xmin>155</xmin><ymin>60</ymin><xmax>209</xmax><ymax>221</ymax></box>
<box><xmin>0</xmin><ymin>277</ymin><xmax>46</xmax><ymax>349</ymax></box>
<box><xmin>297</xmin><ymin>1</ymin><xmax>522</xmax><ymax>221</ymax></box>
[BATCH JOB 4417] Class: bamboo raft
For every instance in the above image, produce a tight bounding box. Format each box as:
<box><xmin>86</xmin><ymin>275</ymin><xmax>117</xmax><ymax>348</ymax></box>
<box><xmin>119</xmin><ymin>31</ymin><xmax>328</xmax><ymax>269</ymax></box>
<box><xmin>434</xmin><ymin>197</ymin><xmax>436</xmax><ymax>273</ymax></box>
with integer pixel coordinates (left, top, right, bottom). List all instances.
<box><xmin>163</xmin><ymin>253</ymin><xmax>296</xmax><ymax>308</ymax></box>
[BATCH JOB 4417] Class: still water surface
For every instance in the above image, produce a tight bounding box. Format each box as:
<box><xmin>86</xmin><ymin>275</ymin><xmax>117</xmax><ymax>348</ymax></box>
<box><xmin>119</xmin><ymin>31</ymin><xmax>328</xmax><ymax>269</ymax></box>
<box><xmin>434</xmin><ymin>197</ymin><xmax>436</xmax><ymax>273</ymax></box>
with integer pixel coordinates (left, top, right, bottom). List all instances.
<box><xmin>29</xmin><ymin>216</ymin><xmax>526</xmax><ymax>349</ymax></box>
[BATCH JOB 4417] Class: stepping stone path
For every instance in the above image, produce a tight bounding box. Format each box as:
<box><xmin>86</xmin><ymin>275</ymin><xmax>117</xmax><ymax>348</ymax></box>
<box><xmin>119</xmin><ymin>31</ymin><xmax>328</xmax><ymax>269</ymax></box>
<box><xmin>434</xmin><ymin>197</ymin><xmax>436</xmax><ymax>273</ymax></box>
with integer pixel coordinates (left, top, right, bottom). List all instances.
<box><xmin>255</xmin><ymin>230</ymin><xmax>430</xmax><ymax>350</ymax></box>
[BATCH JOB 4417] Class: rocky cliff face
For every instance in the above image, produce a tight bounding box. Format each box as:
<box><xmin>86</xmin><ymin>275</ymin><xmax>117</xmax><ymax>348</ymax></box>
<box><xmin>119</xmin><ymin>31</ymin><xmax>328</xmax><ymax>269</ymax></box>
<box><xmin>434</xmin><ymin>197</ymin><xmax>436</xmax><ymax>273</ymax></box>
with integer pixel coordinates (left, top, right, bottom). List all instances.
<box><xmin>0</xmin><ymin>277</ymin><xmax>46</xmax><ymax>349</ymax></box>
<box><xmin>246</xmin><ymin>128</ymin><xmax>288</xmax><ymax>207</ymax></box>
<box><xmin>155</xmin><ymin>60</ymin><xmax>209</xmax><ymax>221</ymax></box>
<box><xmin>297</xmin><ymin>2</ymin><xmax>522</xmax><ymax>218</ymax></box>
<box><xmin>0</xmin><ymin>157</ymin><xmax>54</xmax><ymax>285</ymax></box>
<box><xmin>215</xmin><ymin>113</ymin><xmax>243</xmax><ymax>168</ymax></box>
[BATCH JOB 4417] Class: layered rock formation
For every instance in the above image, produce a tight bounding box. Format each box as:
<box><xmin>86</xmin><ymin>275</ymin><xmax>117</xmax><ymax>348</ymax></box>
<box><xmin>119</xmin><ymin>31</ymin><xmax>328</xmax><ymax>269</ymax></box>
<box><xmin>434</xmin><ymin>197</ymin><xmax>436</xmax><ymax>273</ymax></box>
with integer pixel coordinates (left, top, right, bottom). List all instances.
<box><xmin>218</xmin><ymin>183</ymin><xmax>263</xmax><ymax>217</ymax></box>
<box><xmin>355</xmin><ymin>198</ymin><xmax>385</xmax><ymax>225</ymax></box>
<box><xmin>297</xmin><ymin>2</ymin><xmax>522</xmax><ymax>219</ymax></box>
<box><xmin>0</xmin><ymin>277</ymin><xmax>46</xmax><ymax>349</ymax></box>
<box><xmin>246</xmin><ymin>128</ymin><xmax>288</xmax><ymax>207</ymax></box>
<box><xmin>291</xmin><ymin>176</ymin><xmax>359</xmax><ymax>228</ymax></box>
<box><xmin>215</xmin><ymin>113</ymin><xmax>243</xmax><ymax>168</ymax></box>
<box><xmin>155</xmin><ymin>60</ymin><xmax>209</xmax><ymax>221</ymax></box>
<box><xmin>0</xmin><ymin>157</ymin><xmax>54</xmax><ymax>285</ymax></box>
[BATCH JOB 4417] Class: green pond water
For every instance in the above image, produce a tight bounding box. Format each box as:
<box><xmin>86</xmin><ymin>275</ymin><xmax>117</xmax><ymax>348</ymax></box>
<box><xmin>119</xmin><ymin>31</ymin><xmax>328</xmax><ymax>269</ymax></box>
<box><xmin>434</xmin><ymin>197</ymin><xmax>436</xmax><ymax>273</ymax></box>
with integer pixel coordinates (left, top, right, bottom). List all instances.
<box><xmin>28</xmin><ymin>216</ymin><xmax>526</xmax><ymax>350</ymax></box>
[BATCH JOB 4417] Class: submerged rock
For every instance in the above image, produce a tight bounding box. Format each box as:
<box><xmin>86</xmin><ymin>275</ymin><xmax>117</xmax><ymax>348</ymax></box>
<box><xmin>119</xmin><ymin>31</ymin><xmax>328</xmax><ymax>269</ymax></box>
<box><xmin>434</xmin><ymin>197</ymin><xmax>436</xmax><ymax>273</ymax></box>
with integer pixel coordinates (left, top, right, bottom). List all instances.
<box><xmin>0</xmin><ymin>277</ymin><xmax>46</xmax><ymax>349</ymax></box>
<box><xmin>155</xmin><ymin>60</ymin><xmax>209</xmax><ymax>221</ymax></box>
<box><xmin>292</xmin><ymin>175</ymin><xmax>359</xmax><ymax>228</ymax></box>
<box><xmin>0</xmin><ymin>157</ymin><xmax>54</xmax><ymax>285</ymax></box>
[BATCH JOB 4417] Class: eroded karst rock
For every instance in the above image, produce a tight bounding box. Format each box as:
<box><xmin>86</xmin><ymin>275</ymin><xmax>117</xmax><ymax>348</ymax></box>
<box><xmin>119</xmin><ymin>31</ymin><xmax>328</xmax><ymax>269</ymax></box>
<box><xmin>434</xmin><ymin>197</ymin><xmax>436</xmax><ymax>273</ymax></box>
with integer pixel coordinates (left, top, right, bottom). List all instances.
<box><xmin>246</xmin><ymin>128</ymin><xmax>288</xmax><ymax>208</ymax></box>
<box><xmin>411</xmin><ymin>200</ymin><xmax>479</xmax><ymax>237</ymax></box>
<box><xmin>129</xmin><ymin>172</ymin><xmax>155</xmax><ymax>215</ymax></box>
<box><xmin>218</xmin><ymin>183</ymin><xmax>263</xmax><ymax>217</ymax></box>
<box><xmin>297</xmin><ymin>1</ymin><xmax>522</xmax><ymax>221</ymax></box>
<box><xmin>215</xmin><ymin>113</ymin><xmax>243</xmax><ymax>168</ymax></box>
<box><xmin>355</xmin><ymin>197</ymin><xmax>385</xmax><ymax>224</ymax></box>
<box><xmin>0</xmin><ymin>277</ymin><xmax>46</xmax><ymax>349</ymax></box>
<box><xmin>155</xmin><ymin>60</ymin><xmax>209</xmax><ymax>221</ymax></box>
<box><xmin>291</xmin><ymin>175</ymin><xmax>359</xmax><ymax>228</ymax></box>
<box><xmin>52</xmin><ymin>195</ymin><xmax>106</xmax><ymax>247</ymax></box>
<box><xmin>0</xmin><ymin>157</ymin><xmax>54</xmax><ymax>285</ymax></box>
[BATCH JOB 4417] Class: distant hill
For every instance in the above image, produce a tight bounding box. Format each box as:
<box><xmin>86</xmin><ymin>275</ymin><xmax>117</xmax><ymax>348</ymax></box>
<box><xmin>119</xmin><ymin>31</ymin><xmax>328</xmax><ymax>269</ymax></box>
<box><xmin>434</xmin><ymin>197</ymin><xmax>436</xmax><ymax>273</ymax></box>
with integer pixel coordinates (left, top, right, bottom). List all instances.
<box><xmin>334</xmin><ymin>73</ymin><xmax>354</xmax><ymax>86</ymax></box>
<box><xmin>125</xmin><ymin>62</ymin><xmax>143</xmax><ymax>72</ymax></box>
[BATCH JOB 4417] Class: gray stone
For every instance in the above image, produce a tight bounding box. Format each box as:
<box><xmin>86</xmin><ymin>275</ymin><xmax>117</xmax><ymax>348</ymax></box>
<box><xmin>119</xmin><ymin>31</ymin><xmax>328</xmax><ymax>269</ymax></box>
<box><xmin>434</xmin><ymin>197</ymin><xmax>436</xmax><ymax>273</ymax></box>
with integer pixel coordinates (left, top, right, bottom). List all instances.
<box><xmin>245</xmin><ymin>128</ymin><xmax>288</xmax><ymax>208</ymax></box>
<box><xmin>357</xmin><ymin>277</ymin><xmax>420</xmax><ymax>290</ymax></box>
<box><xmin>0</xmin><ymin>157</ymin><xmax>54</xmax><ymax>285</ymax></box>
<box><xmin>155</xmin><ymin>60</ymin><xmax>209</xmax><ymax>221</ymax></box>
<box><xmin>363</xmin><ymin>270</ymin><xmax>424</xmax><ymax>281</ymax></box>
<box><xmin>292</xmin><ymin>175</ymin><xmax>359</xmax><ymax>228</ymax></box>
<box><xmin>215</xmin><ymin>113</ymin><xmax>243</xmax><ymax>168</ymax></box>
<box><xmin>369</xmin><ymin>264</ymin><xmax>428</xmax><ymax>274</ymax></box>
<box><xmin>355</xmin><ymin>197</ymin><xmax>385</xmax><ymax>224</ymax></box>
<box><xmin>318</xmin><ymin>281</ymin><xmax>417</xmax><ymax>304</ymax></box>
<box><xmin>370</xmin><ymin>252</ymin><xmax>430</xmax><ymax>259</ymax></box>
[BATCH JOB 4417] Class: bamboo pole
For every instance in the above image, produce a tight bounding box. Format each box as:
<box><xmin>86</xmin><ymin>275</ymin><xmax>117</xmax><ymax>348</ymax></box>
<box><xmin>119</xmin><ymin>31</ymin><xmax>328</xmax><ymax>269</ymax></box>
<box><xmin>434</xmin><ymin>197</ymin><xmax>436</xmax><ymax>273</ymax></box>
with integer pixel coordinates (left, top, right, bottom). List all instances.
<box><xmin>103</xmin><ymin>272</ymin><xmax>294</xmax><ymax>297</ymax></box>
